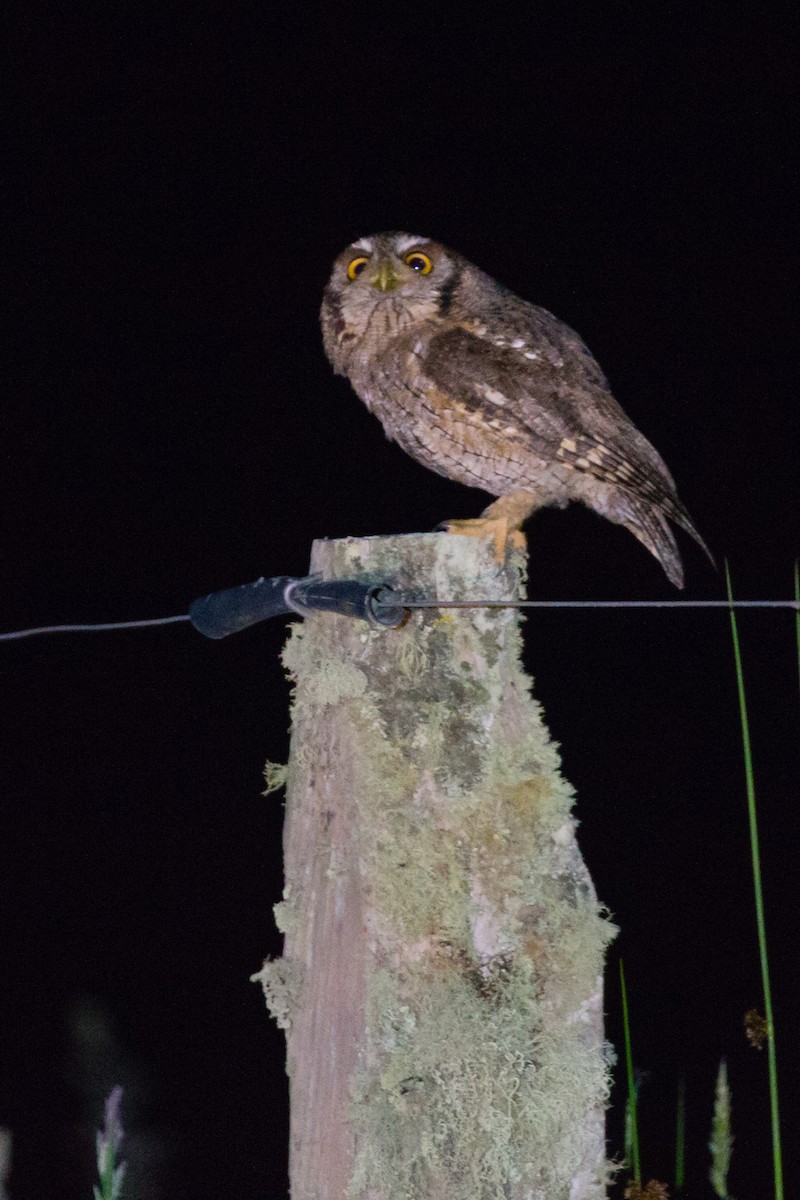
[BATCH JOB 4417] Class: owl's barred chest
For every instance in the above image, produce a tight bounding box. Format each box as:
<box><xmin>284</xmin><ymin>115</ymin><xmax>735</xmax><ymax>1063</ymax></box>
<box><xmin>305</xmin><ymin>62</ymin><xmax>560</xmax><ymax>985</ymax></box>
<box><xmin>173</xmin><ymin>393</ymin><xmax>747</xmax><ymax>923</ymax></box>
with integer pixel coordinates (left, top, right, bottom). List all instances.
<box><xmin>348</xmin><ymin>329</ymin><xmax>458</xmax><ymax>441</ymax></box>
<box><xmin>348</xmin><ymin>330</ymin><xmax>432</xmax><ymax>418</ymax></box>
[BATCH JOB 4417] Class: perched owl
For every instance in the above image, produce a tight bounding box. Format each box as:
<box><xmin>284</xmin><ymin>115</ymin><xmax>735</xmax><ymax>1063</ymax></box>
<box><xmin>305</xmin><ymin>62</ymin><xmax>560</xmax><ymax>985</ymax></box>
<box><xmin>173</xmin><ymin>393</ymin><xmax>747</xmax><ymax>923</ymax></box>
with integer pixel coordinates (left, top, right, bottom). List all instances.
<box><xmin>321</xmin><ymin>231</ymin><xmax>711</xmax><ymax>587</ymax></box>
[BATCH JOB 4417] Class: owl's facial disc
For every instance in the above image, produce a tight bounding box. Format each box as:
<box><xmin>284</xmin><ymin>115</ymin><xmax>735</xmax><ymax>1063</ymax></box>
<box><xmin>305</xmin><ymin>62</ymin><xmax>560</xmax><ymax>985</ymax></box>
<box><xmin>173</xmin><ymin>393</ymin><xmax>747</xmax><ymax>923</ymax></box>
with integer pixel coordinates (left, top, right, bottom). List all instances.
<box><xmin>323</xmin><ymin>235</ymin><xmax>450</xmax><ymax>365</ymax></box>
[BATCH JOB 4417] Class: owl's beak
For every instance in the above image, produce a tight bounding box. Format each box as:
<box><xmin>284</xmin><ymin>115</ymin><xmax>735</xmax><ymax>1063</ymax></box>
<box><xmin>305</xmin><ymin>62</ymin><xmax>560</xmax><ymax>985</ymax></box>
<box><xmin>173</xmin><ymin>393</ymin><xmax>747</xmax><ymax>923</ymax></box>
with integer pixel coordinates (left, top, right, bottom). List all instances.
<box><xmin>372</xmin><ymin>260</ymin><xmax>400</xmax><ymax>292</ymax></box>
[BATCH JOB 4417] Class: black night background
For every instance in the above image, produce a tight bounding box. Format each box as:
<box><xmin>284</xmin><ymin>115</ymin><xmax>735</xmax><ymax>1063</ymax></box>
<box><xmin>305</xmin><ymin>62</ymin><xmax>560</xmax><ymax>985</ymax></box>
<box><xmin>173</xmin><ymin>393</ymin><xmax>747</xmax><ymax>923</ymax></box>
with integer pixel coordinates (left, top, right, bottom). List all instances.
<box><xmin>2</xmin><ymin>5</ymin><xmax>798</xmax><ymax>1197</ymax></box>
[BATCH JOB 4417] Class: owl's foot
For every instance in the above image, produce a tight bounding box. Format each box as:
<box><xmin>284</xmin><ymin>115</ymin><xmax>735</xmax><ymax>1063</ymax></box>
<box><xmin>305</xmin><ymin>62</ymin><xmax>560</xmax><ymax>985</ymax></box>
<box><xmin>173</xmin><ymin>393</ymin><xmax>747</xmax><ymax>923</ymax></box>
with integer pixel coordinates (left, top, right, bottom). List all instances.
<box><xmin>440</xmin><ymin>491</ymin><xmax>534</xmax><ymax>560</ymax></box>
<box><xmin>439</xmin><ymin>516</ymin><xmax>527</xmax><ymax>562</ymax></box>
<box><xmin>479</xmin><ymin>491</ymin><xmax>542</xmax><ymax>528</ymax></box>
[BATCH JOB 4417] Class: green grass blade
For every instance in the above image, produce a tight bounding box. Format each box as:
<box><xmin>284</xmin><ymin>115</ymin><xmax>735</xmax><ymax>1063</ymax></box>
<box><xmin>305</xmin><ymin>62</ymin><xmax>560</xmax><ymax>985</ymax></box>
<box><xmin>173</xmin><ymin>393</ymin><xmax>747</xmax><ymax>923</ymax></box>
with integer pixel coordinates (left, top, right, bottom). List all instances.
<box><xmin>725</xmin><ymin>561</ymin><xmax>783</xmax><ymax>1200</ymax></box>
<box><xmin>619</xmin><ymin>958</ymin><xmax>641</xmax><ymax>1186</ymax></box>
<box><xmin>675</xmin><ymin>1074</ymin><xmax>686</xmax><ymax>1195</ymax></box>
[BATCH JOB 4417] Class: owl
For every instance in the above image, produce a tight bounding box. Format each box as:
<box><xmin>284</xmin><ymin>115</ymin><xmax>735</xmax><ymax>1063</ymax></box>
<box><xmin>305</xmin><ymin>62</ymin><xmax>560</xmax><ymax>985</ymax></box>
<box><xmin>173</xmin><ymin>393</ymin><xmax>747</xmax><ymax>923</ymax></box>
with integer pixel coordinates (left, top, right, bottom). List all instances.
<box><xmin>321</xmin><ymin>231</ymin><xmax>711</xmax><ymax>587</ymax></box>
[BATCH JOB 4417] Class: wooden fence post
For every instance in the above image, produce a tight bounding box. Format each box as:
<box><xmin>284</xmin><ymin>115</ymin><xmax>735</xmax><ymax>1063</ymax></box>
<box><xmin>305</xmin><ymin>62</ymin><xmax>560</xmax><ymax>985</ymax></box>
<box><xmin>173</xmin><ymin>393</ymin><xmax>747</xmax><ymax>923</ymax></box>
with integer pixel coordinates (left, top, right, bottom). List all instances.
<box><xmin>253</xmin><ymin>532</ymin><xmax>616</xmax><ymax>1199</ymax></box>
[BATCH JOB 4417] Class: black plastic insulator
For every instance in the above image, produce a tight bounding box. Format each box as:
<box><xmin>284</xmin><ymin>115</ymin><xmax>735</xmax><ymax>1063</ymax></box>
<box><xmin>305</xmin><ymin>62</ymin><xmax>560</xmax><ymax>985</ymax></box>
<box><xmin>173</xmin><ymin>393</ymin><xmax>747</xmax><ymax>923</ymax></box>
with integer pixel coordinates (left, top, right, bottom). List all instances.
<box><xmin>189</xmin><ymin>575</ymin><xmax>407</xmax><ymax>639</ymax></box>
<box><xmin>189</xmin><ymin>576</ymin><xmax>297</xmax><ymax>639</ymax></box>
<box><xmin>287</xmin><ymin>579</ymin><xmax>406</xmax><ymax>627</ymax></box>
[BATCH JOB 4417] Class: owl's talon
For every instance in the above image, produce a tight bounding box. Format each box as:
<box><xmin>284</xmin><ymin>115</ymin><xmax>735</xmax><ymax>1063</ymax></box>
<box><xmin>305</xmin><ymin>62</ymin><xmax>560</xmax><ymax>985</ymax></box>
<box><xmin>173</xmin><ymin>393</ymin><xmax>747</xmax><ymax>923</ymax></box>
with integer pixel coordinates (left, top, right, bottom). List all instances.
<box><xmin>440</xmin><ymin>517</ymin><xmax>526</xmax><ymax>563</ymax></box>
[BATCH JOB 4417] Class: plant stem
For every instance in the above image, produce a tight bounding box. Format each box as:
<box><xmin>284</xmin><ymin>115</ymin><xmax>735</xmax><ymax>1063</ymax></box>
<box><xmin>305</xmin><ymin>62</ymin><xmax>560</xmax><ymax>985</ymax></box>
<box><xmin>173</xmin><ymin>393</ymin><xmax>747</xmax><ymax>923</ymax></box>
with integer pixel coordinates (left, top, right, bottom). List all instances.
<box><xmin>675</xmin><ymin>1074</ymin><xmax>685</xmax><ymax>1195</ymax></box>
<box><xmin>725</xmin><ymin>562</ymin><xmax>783</xmax><ymax>1200</ymax></box>
<box><xmin>619</xmin><ymin>958</ymin><xmax>641</xmax><ymax>1187</ymax></box>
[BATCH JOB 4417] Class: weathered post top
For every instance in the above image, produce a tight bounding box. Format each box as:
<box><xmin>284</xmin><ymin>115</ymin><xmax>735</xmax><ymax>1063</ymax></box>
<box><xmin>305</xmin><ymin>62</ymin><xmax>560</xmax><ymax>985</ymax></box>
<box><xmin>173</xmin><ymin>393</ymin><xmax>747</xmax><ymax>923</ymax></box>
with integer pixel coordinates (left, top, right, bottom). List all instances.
<box><xmin>254</xmin><ymin>531</ymin><xmax>615</xmax><ymax>1200</ymax></box>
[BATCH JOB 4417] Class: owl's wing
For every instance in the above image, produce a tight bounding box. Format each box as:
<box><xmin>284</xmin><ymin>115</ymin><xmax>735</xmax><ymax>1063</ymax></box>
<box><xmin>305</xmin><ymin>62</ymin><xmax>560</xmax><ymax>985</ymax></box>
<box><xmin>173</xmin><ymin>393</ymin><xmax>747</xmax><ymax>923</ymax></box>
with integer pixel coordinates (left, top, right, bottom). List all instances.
<box><xmin>422</xmin><ymin>319</ymin><xmax>705</xmax><ymax>548</ymax></box>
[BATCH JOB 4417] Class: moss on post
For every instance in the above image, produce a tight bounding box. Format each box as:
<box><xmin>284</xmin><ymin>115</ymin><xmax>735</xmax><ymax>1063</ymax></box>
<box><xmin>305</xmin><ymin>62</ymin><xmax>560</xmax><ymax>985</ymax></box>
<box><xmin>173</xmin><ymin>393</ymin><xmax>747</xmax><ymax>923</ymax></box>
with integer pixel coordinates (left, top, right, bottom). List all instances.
<box><xmin>253</xmin><ymin>532</ymin><xmax>616</xmax><ymax>1199</ymax></box>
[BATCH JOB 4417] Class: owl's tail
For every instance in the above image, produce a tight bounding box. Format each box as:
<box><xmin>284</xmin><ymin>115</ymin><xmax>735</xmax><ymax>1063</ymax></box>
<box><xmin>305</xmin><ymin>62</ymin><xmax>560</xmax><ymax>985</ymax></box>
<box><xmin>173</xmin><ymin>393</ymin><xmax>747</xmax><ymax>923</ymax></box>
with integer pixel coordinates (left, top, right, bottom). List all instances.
<box><xmin>622</xmin><ymin>496</ymin><xmax>714</xmax><ymax>589</ymax></box>
<box><xmin>665</xmin><ymin>500</ymin><xmax>716</xmax><ymax>570</ymax></box>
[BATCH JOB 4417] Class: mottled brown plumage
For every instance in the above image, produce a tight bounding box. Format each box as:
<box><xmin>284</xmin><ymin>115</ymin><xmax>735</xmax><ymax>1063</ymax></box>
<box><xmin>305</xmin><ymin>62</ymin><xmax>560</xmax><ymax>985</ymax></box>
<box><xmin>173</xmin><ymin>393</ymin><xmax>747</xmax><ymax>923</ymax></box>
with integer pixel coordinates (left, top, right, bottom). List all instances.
<box><xmin>321</xmin><ymin>231</ymin><xmax>711</xmax><ymax>586</ymax></box>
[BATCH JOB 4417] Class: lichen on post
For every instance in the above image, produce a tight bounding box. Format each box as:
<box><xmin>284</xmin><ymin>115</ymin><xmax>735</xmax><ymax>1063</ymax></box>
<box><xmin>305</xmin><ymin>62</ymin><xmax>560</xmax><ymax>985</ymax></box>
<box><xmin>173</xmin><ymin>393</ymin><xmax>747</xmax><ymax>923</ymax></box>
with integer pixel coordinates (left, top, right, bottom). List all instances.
<box><xmin>253</xmin><ymin>532</ymin><xmax>616</xmax><ymax>1199</ymax></box>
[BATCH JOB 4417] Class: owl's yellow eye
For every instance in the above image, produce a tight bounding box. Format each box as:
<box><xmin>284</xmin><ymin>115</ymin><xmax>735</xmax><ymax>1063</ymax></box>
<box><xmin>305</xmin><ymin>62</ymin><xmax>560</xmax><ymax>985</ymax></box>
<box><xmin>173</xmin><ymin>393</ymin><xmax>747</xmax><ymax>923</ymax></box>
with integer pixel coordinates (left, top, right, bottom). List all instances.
<box><xmin>347</xmin><ymin>256</ymin><xmax>369</xmax><ymax>281</ymax></box>
<box><xmin>404</xmin><ymin>251</ymin><xmax>433</xmax><ymax>275</ymax></box>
